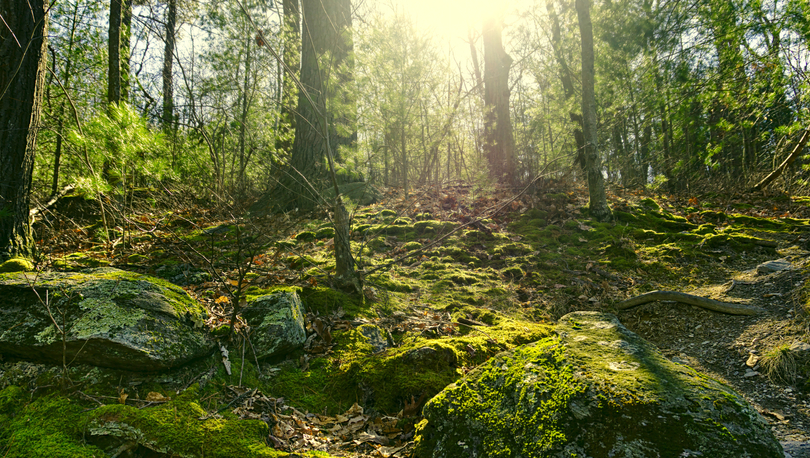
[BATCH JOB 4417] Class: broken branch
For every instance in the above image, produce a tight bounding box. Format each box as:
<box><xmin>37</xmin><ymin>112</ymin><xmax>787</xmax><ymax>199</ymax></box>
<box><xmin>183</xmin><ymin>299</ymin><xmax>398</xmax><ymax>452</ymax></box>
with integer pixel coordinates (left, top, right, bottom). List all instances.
<box><xmin>617</xmin><ymin>290</ymin><xmax>762</xmax><ymax>316</ymax></box>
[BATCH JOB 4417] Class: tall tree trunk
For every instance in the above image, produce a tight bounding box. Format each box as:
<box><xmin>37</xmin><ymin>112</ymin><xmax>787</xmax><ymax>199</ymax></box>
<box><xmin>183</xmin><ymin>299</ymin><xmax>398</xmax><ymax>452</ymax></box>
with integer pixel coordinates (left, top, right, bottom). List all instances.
<box><xmin>0</xmin><ymin>0</ymin><xmax>49</xmax><ymax>259</ymax></box>
<box><xmin>238</xmin><ymin>37</ymin><xmax>252</xmax><ymax>196</ymax></box>
<box><xmin>108</xmin><ymin>0</ymin><xmax>122</xmax><ymax>104</ymax></box>
<box><xmin>52</xmin><ymin>1</ymin><xmax>82</xmax><ymax>196</ymax></box>
<box><xmin>121</xmin><ymin>0</ymin><xmax>132</xmax><ymax>101</ymax></box>
<box><xmin>162</xmin><ymin>0</ymin><xmax>176</xmax><ymax>129</ymax></box>
<box><xmin>482</xmin><ymin>13</ymin><xmax>516</xmax><ymax>185</ymax></box>
<box><xmin>546</xmin><ymin>0</ymin><xmax>586</xmax><ymax>167</ymax></box>
<box><xmin>276</xmin><ymin>0</ymin><xmax>300</xmax><ymax>154</ymax></box>
<box><xmin>575</xmin><ymin>0</ymin><xmax>611</xmax><ymax>221</ymax></box>
<box><xmin>267</xmin><ymin>0</ymin><xmax>353</xmax><ymax>211</ymax></box>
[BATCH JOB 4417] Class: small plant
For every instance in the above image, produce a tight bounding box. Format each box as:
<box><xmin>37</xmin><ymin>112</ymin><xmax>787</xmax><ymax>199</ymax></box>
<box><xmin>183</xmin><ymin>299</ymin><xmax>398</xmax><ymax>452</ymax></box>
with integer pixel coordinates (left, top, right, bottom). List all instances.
<box><xmin>759</xmin><ymin>343</ymin><xmax>798</xmax><ymax>384</ymax></box>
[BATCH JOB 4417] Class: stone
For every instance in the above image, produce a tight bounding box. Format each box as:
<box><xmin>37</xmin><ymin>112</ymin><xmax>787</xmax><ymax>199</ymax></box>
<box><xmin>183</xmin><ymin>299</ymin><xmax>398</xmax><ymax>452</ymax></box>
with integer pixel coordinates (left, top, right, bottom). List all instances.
<box><xmin>357</xmin><ymin>324</ymin><xmax>389</xmax><ymax>353</ymax></box>
<box><xmin>757</xmin><ymin>258</ymin><xmax>793</xmax><ymax>274</ymax></box>
<box><xmin>241</xmin><ymin>291</ymin><xmax>306</xmax><ymax>360</ymax></box>
<box><xmin>0</xmin><ymin>268</ymin><xmax>214</xmax><ymax>371</ymax></box>
<box><xmin>413</xmin><ymin>311</ymin><xmax>783</xmax><ymax>458</ymax></box>
<box><xmin>790</xmin><ymin>342</ymin><xmax>810</xmax><ymax>353</ymax></box>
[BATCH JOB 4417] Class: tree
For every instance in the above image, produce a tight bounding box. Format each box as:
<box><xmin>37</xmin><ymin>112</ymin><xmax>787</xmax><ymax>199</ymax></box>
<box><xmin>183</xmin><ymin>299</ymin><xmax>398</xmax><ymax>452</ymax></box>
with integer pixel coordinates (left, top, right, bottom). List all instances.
<box><xmin>482</xmin><ymin>11</ymin><xmax>516</xmax><ymax>185</ymax></box>
<box><xmin>277</xmin><ymin>0</ymin><xmax>300</xmax><ymax>153</ymax></box>
<box><xmin>162</xmin><ymin>0</ymin><xmax>177</xmax><ymax>129</ymax></box>
<box><xmin>108</xmin><ymin>0</ymin><xmax>122</xmax><ymax>104</ymax></box>
<box><xmin>575</xmin><ymin>0</ymin><xmax>611</xmax><ymax>220</ymax></box>
<box><xmin>270</xmin><ymin>0</ymin><xmax>354</xmax><ymax>211</ymax></box>
<box><xmin>0</xmin><ymin>0</ymin><xmax>49</xmax><ymax>259</ymax></box>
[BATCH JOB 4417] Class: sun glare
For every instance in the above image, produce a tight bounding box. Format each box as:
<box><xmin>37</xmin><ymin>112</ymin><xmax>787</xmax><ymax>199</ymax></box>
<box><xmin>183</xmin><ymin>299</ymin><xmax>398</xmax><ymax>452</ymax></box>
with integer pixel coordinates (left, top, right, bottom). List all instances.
<box><xmin>398</xmin><ymin>0</ymin><xmax>509</xmax><ymax>40</ymax></box>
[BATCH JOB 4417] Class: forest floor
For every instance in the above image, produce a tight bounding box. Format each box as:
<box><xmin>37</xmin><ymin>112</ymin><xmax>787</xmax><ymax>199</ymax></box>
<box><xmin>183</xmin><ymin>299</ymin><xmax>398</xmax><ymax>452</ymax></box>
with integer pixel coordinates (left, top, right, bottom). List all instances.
<box><xmin>20</xmin><ymin>180</ymin><xmax>810</xmax><ymax>457</ymax></box>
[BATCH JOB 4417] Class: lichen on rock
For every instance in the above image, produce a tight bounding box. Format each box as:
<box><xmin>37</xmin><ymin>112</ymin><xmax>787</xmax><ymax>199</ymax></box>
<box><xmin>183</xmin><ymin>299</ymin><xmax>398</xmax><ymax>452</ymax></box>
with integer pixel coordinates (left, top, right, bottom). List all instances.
<box><xmin>241</xmin><ymin>291</ymin><xmax>306</xmax><ymax>360</ymax></box>
<box><xmin>413</xmin><ymin>311</ymin><xmax>784</xmax><ymax>458</ymax></box>
<box><xmin>0</xmin><ymin>268</ymin><xmax>214</xmax><ymax>371</ymax></box>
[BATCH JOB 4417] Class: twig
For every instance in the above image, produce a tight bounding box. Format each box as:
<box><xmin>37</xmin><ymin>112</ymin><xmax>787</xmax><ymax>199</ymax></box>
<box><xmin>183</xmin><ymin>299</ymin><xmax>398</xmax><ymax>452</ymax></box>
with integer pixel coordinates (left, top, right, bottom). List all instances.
<box><xmin>617</xmin><ymin>290</ymin><xmax>763</xmax><ymax>315</ymax></box>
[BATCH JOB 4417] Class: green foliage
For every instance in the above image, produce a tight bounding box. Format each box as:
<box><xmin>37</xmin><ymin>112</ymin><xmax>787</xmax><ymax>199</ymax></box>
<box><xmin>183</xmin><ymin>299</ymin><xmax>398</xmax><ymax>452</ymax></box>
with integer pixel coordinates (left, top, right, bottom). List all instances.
<box><xmin>68</xmin><ymin>102</ymin><xmax>169</xmax><ymax>196</ymax></box>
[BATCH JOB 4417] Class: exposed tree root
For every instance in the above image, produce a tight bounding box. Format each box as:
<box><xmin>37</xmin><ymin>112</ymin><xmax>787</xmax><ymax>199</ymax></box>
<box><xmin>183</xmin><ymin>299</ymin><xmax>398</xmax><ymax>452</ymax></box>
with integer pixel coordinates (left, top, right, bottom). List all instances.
<box><xmin>617</xmin><ymin>290</ymin><xmax>763</xmax><ymax>316</ymax></box>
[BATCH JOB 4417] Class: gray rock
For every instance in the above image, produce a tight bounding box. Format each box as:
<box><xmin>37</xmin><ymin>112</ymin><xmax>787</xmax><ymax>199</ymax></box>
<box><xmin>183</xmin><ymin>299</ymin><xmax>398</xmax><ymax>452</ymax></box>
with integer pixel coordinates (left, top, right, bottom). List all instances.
<box><xmin>357</xmin><ymin>324</ymin><xmax>389</xmax><ymax>353</ymax></box>
<box><xmin>241</xmin><ymin>291</ymin><xmax>306</xmax><ymax>359</ymax></box>
<box><xmin>414</xmin><ymin>311</ymin><xmax>783</xmax><ymax>458</ymax></box>
<box><xmin>790</xmin><ymin>342</ymin><xmax>810</xmax><ymax>353</ymax></box>
<box><xmin>757</xmin><ymin>259</ymin><xmax>793</xmax><ymax>274</ymax></box>
<box><xmin>782</xmin><ymin>441</ymin><xmax>810</xmax><ymax>458</ymax></box>
<box><xmin>0</xmin><ymin>268</ymin><xmax>214</xmax><ymax>371</ymax></box>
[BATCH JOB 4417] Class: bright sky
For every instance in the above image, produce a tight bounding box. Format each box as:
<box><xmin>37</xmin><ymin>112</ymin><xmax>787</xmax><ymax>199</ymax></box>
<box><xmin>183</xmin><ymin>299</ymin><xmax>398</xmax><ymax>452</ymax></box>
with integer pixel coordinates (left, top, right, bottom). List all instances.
<box><xmin>400</xmin><ymin>0</ymin><xmax>509</xmax><ymax>39</ymax></box>
<box><xmin>377</xmin><ymin>0</ymin><xmax>523</xmax><ymax>65</ymax></box>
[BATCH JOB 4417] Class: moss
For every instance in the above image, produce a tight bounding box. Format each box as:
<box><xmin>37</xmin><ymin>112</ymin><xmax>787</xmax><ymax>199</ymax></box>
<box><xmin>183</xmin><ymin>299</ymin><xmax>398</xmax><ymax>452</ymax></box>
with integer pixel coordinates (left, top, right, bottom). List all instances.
<box><xmin>731</xmin><ymin>214</ymin><xmax>785</xmax><ymax>230</ymax></box>
<box><xmin>299</xmin><ymin>286</ymin><xmax>367</xmax><ymax>317</ymax></box>
<box><xmin>83</xmin><ymin>387</ymin><xmax>283</xmax><ymax>457</ymax></box>
<box><xmin>315</xmin><ymin>227</ymin><xmax>335</xmax><ymax>239</ymax></box>
<box><xmin>0</xmin><ymin>258</ymin><xmax>34</xmax><ymax>273</ymax></box>
<box><xmin>501</xmin><ymin>266</ymin><xmax>524</xmax><ymax>280</ymax></box>
<box><xmin>0</xmin><ymin>388</ymin><xmax>106</xmax><ymax>457</ymax></box>
<box><xmin>414</xmin><ymin>338</ymin><xmax>582</xmax><ymax>457</ymax></box>
<box><xmin>403</xmin><ymin>241</ymin><xmax>423</xmax><ymax>251</ymax></box>
<box><xmin>295</xmin><ymin>231</ymin><xmax>316</xmax><ymax>243</ymax></box>
<box><xmin>379</xmin><ymin>209</ymin><xmax>397</xmax><ymax>218</ymax></box>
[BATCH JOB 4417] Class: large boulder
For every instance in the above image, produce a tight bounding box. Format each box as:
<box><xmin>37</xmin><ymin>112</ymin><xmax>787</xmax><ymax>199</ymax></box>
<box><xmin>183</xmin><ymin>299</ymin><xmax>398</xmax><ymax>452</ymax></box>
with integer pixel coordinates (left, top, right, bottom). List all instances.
<box><xmin>414</xmin><ymin>311</ymin><xmax>783</xmax><ymax>458</ymax></box>
<box><xmin>241</xmin><ymin>291</ymin><xmax>306</xmax><ymax>359</ymax></box>
<box><xmin>0</xmin><ymin>268</ymin><xmax>214</xmax><ymax>371</ymax></box>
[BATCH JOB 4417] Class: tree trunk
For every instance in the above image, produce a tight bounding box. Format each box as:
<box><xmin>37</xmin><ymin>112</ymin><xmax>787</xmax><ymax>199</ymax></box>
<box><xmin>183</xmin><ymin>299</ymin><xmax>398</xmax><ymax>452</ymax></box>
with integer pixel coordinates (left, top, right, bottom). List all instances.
<box><xmin>546</xmin><ymin>0</ymin><xmax>586</xmax><ymax>167</ymax></box>
<box><xmin>482</xmin><ymin>14</ymin><xmax>516</xmax><ymax>185</ymax></box>
<box><xmin>108</xmin><ymin>0</ymin><xmax>122</xmax><ymax>104</ymax></box>
<box><xmin>575</xmin><ymin>0</ymin><xmax>611</xmax><ymax>221</ymax></box>
<box><xmin>262</xmin><ymin>0</ymin><xmax>353</xmax><ymax>212</ymax></box>
<box><xmin>278</xmin><ymin>0</ymin><xmax>300</xmax><ymax>153</ymax></box>
<box><xmin>0</xmin><ymin>0</ymin><xmax>49</xmax><ymax>260</ymax></box>
<box><xmin>162</xmin><ymin>0</ymin><xmax>176</xmax><ymax>129</ymax></box>
<box><xmin>238</xmin><ymin>36</ymin><xmax>252</xmax><ymax>196</ymax></box>
<box><xmin>121</xmin><ymin>0</ymin><xmax>132</xmax><ymax>101</ymax></box>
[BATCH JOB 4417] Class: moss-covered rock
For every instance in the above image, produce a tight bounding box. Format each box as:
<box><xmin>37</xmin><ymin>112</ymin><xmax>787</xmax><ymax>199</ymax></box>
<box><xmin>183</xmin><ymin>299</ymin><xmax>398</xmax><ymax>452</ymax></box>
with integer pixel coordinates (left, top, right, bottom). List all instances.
<box><xmin>0</xmin><ymin>258</ymin><xmax>34</xmax><ymax>273</ymax></box>
<box><xmin>0</xmin><ymin>268</ymin><xmax>213</xmax><ymax>371</ymax></box>
<box><xmin>413</xmin><ymin>312</ymin><xmax>783</xmax><ymax>458</ymax></box>
<box><xmin>241</xmin><ymin>291</ymin><xmax>306</xmax><ymax>360</ymax></box>
<box><xmin>0</xmin><ymin>385</ymin><xmax>290</xmax><ymax>458</ymax></box>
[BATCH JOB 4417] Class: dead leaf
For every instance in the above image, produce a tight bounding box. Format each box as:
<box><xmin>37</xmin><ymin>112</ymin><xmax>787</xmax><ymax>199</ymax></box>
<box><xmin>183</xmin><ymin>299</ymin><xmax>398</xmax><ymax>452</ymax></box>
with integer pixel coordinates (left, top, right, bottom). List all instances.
<box><xmin>118</xmin><ymin>388</ymin><xmax>128</xmax><ymax>404</ymax></box>
<box><xmin>146</xmin><ymin>391</ymin><xmax>170</xmax><ymax>402</ymax></box>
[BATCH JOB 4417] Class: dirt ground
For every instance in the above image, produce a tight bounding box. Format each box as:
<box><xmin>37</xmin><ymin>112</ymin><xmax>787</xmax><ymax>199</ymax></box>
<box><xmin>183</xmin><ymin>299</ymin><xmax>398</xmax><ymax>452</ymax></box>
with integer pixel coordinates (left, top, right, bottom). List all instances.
<box><xmin>620</xmin><ymin>237</ymin><xmax>810</xmax><ymax>457</ymax></box>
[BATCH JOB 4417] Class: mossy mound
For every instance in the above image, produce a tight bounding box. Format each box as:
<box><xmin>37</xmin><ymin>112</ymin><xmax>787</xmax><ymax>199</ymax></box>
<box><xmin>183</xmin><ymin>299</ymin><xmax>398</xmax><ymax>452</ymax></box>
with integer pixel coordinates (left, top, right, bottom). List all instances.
<box><xmin>413</xmin><ymin>312</ymin><xmax>783</xmax><ymax>458</ymax></box>
<box><xmin>0</xmin><ymin>384</ymin><xmax>299</xmax><ymax>457</ymax></box>
<box><xmin>0</xmin><ymin>258</ymin><xmax>34</xmax><ymax>273</ymax></box>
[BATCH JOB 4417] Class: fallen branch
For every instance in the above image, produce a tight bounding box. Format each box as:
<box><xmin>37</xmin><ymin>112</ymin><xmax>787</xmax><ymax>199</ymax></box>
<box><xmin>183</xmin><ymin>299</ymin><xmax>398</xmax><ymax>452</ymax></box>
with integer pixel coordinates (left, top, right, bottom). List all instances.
<box><xmin>750</xmin><ymin>127</ymin><xmax>810</xmax><ymax>192</ymax></box>
<box><xmin>617</xmin><ymin>290</ymin><xmax>762</xmax><ymax>316</ymax></box>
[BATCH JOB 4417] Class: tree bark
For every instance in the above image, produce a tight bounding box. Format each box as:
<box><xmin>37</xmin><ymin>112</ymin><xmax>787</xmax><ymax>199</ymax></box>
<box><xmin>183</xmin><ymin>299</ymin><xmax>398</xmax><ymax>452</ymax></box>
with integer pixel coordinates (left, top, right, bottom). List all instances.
<box><xmin>162</xmin><ymin>0</ymin><xmax>176</xmax><ymax>129</ymax></box>
<box><xmin>576</xmin><ymin>0</ymin><xmax>611</xmax><ymax>221</ymax></box>
<box><xmin>121</xmin><ymin>0</ymin><xmax>132</xmax><ymax>101</ymax></box>
<box><xmin>0</xmin><ymin>0</ymin><xmax>49</xmax><ymax>259</ymax></box>
<box><xmin>482</xmin><ymin>14</ymin><xmax>516</xmax><ymax>185</ymax></box>
<box><xmin>278</xmin><ymin>0</ymin><xmax>300</xmax><ymax>152</ymax></box>
<box><xmin>546</xmin><ymin>0</ymin><xmax>586</xmax><ymax>164</ymax></box>
<box><xmin>262</xmin><ymin>0</ymin><xmax>353</xmax><ymax>212</ymax></box>
<box><xmin>108</xmin><ymin>0</ymin><xmax>122</xmax><ymax>104</ymax></box>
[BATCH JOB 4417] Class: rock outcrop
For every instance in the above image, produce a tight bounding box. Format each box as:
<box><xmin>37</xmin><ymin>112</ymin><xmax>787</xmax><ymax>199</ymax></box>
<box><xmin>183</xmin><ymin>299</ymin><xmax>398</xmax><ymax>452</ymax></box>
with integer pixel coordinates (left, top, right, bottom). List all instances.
<box><xmin>0</xmin><ymin>268</ymin><xmax>214</xmax><ymax>371</ymax></box>
<box><xmin>241</xmin><ymin>291</ymin><xmax>306</xmax><ymax>360</ymax></box>
<box><xmin>414</xmin><ymin>311</ymin><xmax>783</xmax><ymax>458</ymax></box>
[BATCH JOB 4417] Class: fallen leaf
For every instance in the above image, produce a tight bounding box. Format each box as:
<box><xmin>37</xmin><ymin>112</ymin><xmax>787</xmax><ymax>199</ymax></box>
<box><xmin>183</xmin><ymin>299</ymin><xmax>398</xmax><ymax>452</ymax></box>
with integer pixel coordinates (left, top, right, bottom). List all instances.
<box><xmin>146</xmin><ymin>391</ymin><xmax>170</xmax><ymax>402</ymax></box>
